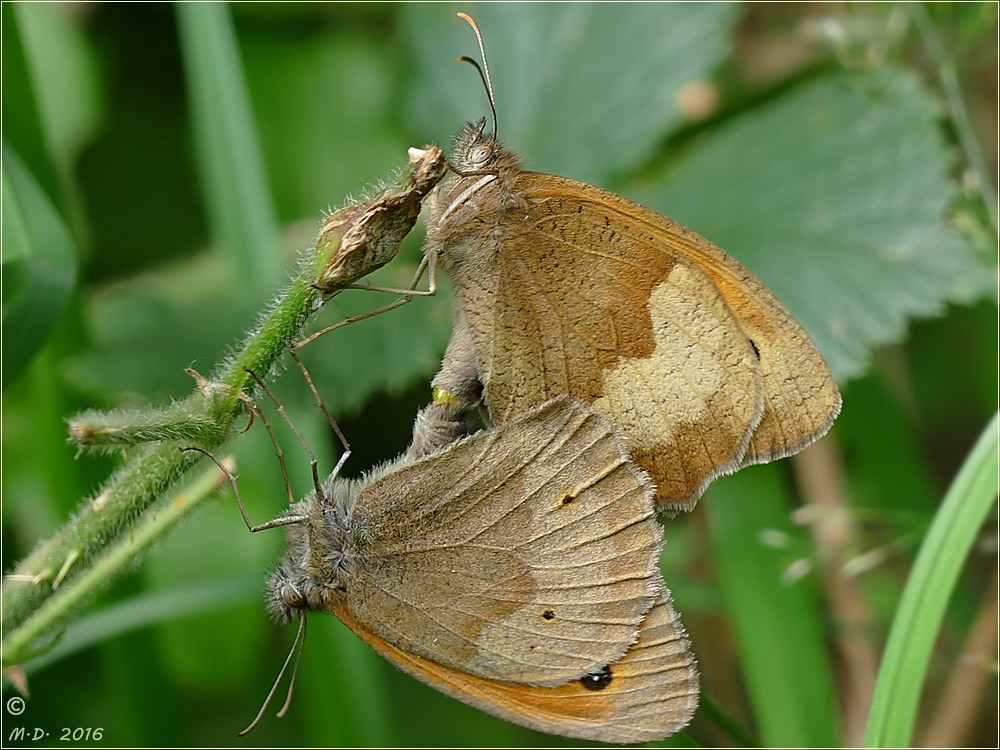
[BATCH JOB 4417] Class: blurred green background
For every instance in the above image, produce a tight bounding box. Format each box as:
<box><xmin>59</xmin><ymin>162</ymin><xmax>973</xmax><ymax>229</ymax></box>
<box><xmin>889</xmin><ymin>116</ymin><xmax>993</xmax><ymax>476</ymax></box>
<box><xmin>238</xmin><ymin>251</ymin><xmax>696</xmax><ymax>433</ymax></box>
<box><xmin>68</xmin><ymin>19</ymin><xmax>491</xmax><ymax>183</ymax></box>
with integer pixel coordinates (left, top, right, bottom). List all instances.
<box><xmin>2</xmin><ymin>2</ymin><xmax>996</xmax><ymax>747</ymax></box>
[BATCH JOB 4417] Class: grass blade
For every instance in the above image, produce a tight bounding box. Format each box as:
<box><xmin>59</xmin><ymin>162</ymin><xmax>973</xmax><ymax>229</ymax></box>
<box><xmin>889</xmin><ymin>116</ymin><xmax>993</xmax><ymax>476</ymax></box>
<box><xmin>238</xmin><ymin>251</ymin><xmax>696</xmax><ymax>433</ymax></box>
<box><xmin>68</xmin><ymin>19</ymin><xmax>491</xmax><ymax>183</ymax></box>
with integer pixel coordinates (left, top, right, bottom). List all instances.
<box><xmin>175</xmin><ymin>2</ymin><xmax>281</xmax><ymax>294</ymax></box>
<box><xmin>1</xmin><ymin>143</ymin><xmax>77</xmax><ymax>386</ymax></box>
<box><xmin>706</xmin><ymin>465</ymin><xmax>841</xmax><ymax>747</ymax></box>
<box><xmin>864</xmin><ymin>411</ymin><xmax>999</xmax><ymax>747</ymax></box>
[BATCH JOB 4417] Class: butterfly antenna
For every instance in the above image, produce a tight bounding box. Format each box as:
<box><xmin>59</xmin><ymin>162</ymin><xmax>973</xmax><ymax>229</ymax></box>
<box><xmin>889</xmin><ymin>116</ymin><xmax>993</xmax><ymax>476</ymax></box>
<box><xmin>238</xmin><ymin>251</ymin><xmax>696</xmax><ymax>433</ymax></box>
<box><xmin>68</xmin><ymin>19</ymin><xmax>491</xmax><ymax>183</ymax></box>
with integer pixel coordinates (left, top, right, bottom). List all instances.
<box><xmin>456</xmin><ymin>12</ymin><xmax>498</xmax><ymax>138</ymax></box>
<box><xmin>237</xmin><ymin>614</ymin><xmax>308</xmax><ymax>736</ymax></box>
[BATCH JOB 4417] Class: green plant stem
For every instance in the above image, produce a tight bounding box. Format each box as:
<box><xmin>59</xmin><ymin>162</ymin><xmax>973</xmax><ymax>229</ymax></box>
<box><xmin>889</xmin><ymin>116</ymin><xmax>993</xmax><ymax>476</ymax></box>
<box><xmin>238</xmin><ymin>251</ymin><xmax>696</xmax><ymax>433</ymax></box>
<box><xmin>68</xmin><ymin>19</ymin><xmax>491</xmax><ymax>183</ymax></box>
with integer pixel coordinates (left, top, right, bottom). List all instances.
<box><xmin>1</xmin><ymin>269</ymin><xmax>318</xmax><ymax>640</ymax></box>
<box><xmin>3</xmin><ymin>460</ymin><xmax>231</xmax><ymax>665</ymax></box>
<box><xmin>864</xmin><ymin>411</ymin><xmax>999</xmax><ymax>747</ymax></box>
<box><xmin>0</xmin><ymin>146</ymin><xmax>446</xmax><ymax>656</ymax></box>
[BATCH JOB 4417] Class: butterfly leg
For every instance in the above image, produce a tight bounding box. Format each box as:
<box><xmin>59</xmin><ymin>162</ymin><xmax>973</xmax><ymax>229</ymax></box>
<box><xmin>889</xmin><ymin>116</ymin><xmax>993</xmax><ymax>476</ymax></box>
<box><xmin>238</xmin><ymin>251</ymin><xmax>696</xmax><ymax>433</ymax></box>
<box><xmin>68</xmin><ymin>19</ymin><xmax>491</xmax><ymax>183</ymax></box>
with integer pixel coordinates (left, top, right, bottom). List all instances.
<box><xmin>180</xmin><ymin>369</ymin><xmax>306</xmax><ymax>529</ymax></box>
<box><xmin>406</xmin><ymin>398</ymin><xmax>471</xmax><ymax>460</ymax></box>
<box><xmin>180</xmin><ymin>445</ymin><xmax>306</xmax><ymax>532</ymax></box>
<box><xmin>406</xmin><ymin>311</ymin><xmax>487</xmax><ymax>458</ymax></box>
<box><xmin>244</xmin><ymin>368</ymin><xmax>328</xmax><ymax>501</ymax></box>
<box><xmin>292</xmin><ymin>252</ymin><xmax>439</xmax><ymax>350</ymax></box>
<box><xmin>287</xmin><ymin>349</ymin><xmax>353</xmax><ymax>484</ymax></box>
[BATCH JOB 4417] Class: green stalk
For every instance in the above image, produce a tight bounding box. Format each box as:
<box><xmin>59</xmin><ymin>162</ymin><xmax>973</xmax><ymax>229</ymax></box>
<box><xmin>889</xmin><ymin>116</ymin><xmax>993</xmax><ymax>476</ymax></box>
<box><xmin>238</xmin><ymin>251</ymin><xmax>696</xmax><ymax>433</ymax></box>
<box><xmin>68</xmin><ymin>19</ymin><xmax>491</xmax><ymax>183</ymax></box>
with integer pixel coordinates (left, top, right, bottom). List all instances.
<box><xmin>4</xmin><ymin>460</ymin><xmax>232</xmax><ymax>664</ymax></box>
<box><xmin>1</xmin><ymin>269</ymin><xmax>316</xmax><ymax>642</ymax></box>
<box><xmin>864</xmin><ymin>412</ymin><xmax>999</xmax><ymax>747</ymax></box>
<box><xmin>0</xmin><ymin>146</ymin><xmax>446</xmax><ymax>659</ymax></box>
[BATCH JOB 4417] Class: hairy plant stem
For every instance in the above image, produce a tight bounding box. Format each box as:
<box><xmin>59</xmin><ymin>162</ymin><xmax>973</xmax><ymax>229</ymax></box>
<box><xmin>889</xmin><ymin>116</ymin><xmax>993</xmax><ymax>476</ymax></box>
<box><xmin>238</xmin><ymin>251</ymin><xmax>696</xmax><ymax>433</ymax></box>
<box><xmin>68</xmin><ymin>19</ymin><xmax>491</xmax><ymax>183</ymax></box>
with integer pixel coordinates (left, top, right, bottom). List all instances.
<box><xmin>1</xmin><ymin>265</ymin><xmax>320</xmax><ymax>649</ymax></box>
<box><xmin>1</xmin><ymin>146</ymin><xmax>447</xmax><ymax>664</ymax></box>
<box><xmin>3</xmin><ymin>460</ymin><xmax>233</xmax><ymax>665</ymax></box>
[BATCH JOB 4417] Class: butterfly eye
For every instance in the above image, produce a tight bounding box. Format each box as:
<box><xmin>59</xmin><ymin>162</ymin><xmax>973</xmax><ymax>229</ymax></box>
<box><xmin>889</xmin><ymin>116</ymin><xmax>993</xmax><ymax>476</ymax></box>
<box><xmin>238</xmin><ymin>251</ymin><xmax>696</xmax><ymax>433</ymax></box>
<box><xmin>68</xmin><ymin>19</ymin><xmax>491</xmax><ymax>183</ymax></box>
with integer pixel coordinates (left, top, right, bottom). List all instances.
<box><xmin>470</xmin><ymin>142</ymin><xmax>492</xmax><ymax>167</ymax></box>
<box><xmin>282</xmin><ymin>583</ymin><xmax>305</xmax><ymax>609</ymax></box>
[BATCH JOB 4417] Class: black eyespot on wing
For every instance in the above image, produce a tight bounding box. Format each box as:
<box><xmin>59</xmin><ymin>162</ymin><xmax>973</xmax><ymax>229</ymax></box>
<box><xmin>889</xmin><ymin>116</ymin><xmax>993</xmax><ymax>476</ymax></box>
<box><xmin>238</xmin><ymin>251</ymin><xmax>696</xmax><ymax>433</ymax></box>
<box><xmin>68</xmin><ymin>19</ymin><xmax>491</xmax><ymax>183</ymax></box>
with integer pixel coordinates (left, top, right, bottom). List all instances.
<box><xmin>560</xmin><ymin>494</ymin><xmax>575</xmax><ymax>505</ymax></box>
<box><xmin>542</xmin><ymin>609</ymin><xmax>555</xmax><ymax>621</ymax></box>
<box><xmin>580</xmin><ymin>665</ymin><xmax>613</xmax><ymax>691</ymax></box>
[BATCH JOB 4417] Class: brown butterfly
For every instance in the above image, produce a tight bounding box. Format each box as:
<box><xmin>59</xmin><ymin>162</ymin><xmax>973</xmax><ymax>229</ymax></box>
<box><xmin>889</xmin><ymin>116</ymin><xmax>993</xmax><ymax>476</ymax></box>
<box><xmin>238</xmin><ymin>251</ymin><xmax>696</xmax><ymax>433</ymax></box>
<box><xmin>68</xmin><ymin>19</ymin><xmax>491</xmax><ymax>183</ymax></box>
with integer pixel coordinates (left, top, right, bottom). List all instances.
<box><xmin>421</xmin><ymin>15</ymin><xmax>841</xmax><ymax>513</ymax></box>
<box><xmin>259</xmin><ymin>397</ymin><xmax>697</xmax><ymax>742</ymax></box>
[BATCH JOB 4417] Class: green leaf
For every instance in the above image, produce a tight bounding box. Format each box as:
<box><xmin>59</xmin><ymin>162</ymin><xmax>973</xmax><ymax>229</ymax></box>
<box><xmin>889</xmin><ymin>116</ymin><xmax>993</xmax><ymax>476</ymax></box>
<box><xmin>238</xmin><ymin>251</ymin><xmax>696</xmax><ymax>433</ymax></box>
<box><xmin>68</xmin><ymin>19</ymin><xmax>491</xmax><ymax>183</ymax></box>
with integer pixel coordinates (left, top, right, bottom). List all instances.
<box><xmin>19</xmin><ymin>576</ymin><xmax>261</xmax><ymax>677</ymax></box>
<box><xmin>864</xmin><ymin>412</ymin><xmax>999</xmax><ymax>747</ymax></box>
<box><xmin>705</xmin><ymin>466</ymin><xmax>840</xmax><ymax>747</ymax></box>
<box><xmin>1</xmin><ymin>3</ymin><xmax>63</xmax><ymax>214</ymax></box>
<box><xmin>65</xmin><ymin>228</ymin><xmax>450</xmax><ymax>415</ymax></box>
<box><xmin>403</xmin><ymin>2</ymin><xmax>740</xmax><ymax>183</ymax></box>
<box><xmin>176</xmin><ymin>2</ymin><xmax>282</xmax><ymax>295</ymax></box>
<box><xmin>635</xmin><ymin>69</ymin><xmax>994</xmax><ymax>382</ymax></box>
<box><xmin>1</xmin><ymin>142</ymin><xmax>77</xmax><ymax>387</ymax></box>
<box><xmin>17</xmin><ymin>3</ymin><xmax>103</xmax><ymax>168</ymax></box>
<box><xmin>241</xmin><ymin>22</ymin><xmax>404</xmax><ymax>225</ymax></box>
<box><xmin>66</xmin><ymin>268</ymin><xmax>259</xmax><ymax>403</ymax></box>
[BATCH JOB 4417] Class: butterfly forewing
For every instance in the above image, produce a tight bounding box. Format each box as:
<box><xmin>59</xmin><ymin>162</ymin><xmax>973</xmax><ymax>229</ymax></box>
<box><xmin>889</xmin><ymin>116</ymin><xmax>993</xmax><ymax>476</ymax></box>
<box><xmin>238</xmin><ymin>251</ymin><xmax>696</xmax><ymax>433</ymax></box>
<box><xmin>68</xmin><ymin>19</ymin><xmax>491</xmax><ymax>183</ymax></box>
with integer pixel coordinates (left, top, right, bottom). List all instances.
<box><xmin>521</xmin><ymin>175</ymin><xmax>841</xmax><ymax>492</ymax></box>
<box><xmin>432</xmin><ymin>147</ymin><xmax>840</xmax><ymax>511</ymax></box>
<box><xmin>440</xmin><ymin>170</ymin><xmax>767</xmax><ymax>510</ymax></box>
